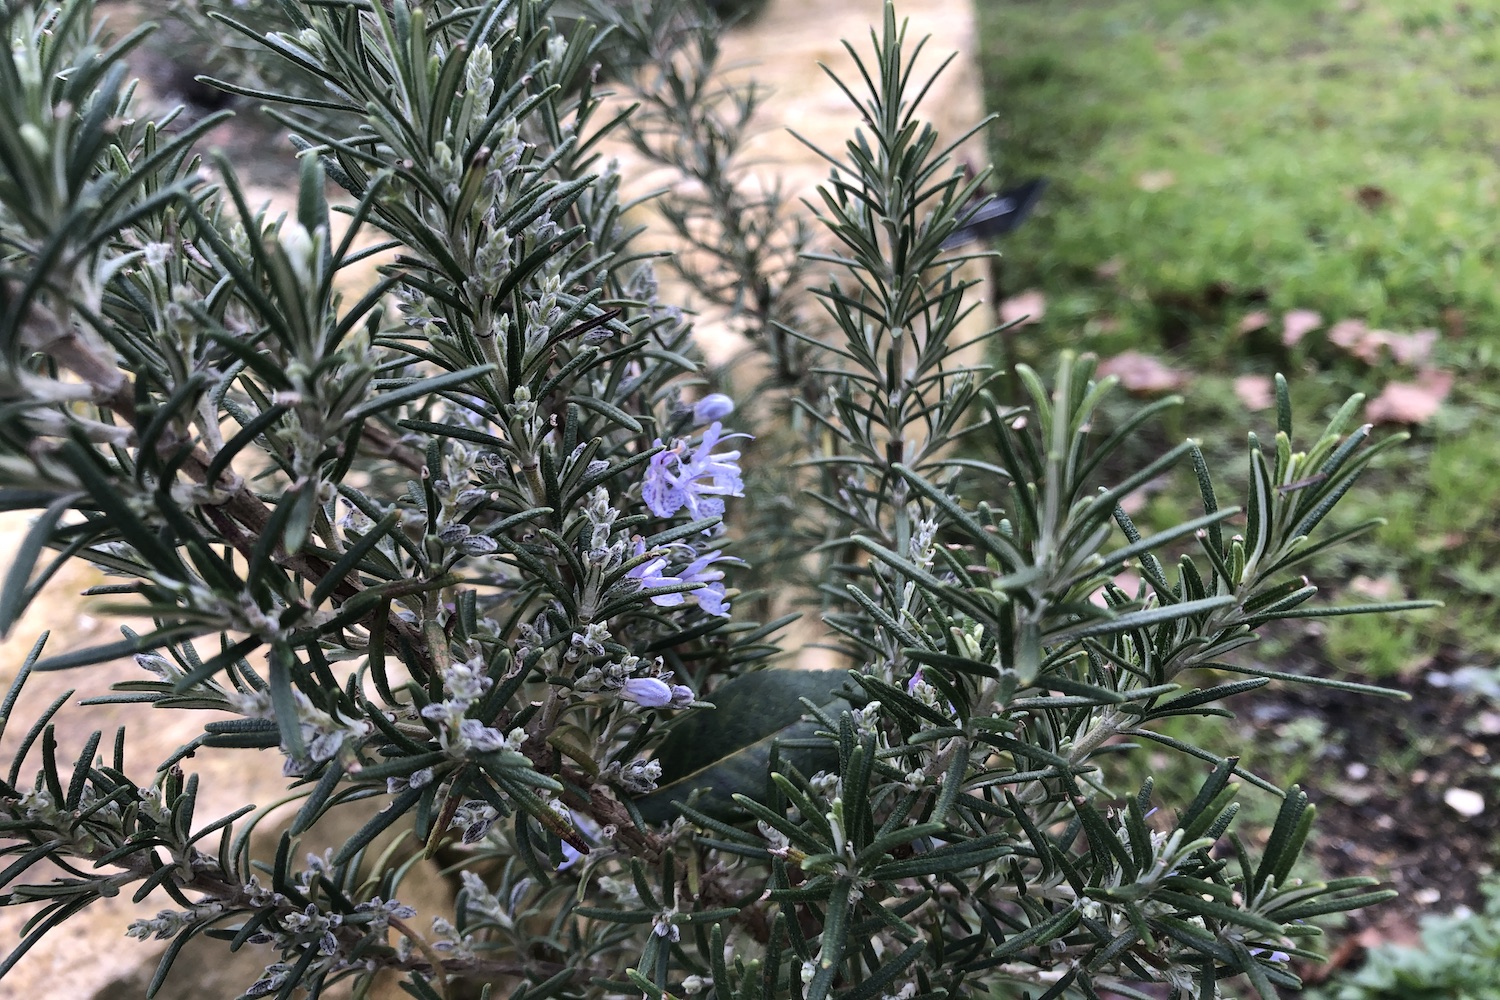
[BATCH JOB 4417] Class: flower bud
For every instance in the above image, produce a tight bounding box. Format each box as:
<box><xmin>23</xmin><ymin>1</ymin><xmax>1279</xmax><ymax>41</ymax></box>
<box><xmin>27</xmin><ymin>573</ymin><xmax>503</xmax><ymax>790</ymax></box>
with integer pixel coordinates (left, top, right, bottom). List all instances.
<box><xmin>438</xmin><ymin>523</ymin><xmax>471</xmax><ymax>546</ymax></box>
<box><xmin>621</xmin><ymin>677</ymin><xmax>673</xmax><ymax>708</ymax></box>
<box><xmin>459</xmin><ymin>534</ymin><xmax>499</xmax><ymax>556</ymax></box>
<box><xmin>692</xmin><ymin>393</ymin><xmax>735</xmax><ymax>424</ymax></box>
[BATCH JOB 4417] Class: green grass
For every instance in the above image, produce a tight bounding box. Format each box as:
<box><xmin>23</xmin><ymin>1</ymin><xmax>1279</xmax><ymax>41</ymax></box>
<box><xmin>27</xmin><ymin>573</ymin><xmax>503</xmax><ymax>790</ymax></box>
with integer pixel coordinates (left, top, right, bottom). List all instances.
<box><xmin>975</xmin><ymin>0</ymin><xmax>1500</xmax><ymax>682</ymax></box>
<box><xmin>979</xmin><ymin>0</ymin><xmax>1500</xmax><ymax>360</ymax></box>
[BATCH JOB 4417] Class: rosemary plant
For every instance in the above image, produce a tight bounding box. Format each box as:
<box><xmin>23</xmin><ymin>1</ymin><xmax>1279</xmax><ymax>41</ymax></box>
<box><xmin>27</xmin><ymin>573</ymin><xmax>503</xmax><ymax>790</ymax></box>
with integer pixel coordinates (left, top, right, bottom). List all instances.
<box><xmin>0</xmin><ymin>0</ymin><xmax>1434</xmax><ymax>998</ymax></box>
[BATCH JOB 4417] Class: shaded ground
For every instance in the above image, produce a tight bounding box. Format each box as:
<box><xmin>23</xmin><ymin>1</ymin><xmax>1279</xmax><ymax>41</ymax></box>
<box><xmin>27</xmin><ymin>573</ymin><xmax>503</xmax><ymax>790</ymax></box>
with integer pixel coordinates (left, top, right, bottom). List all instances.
<box><xmin>1265</xmin><ymin>669</ymin><xmax>1500</xmax><ymax>968</ymax></box>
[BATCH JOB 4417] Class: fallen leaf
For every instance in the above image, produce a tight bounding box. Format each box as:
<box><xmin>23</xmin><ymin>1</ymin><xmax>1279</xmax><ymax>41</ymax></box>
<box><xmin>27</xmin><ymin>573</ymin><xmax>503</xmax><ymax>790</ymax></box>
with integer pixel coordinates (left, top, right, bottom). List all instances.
<box><xmin>1328</xmin><ymin>317</ymin><xmax>1368</xmax><ymax>351</ymax></box>
<box><xmin>1365</xmin><ymin>369</ymin><xmax>1454</xmax><ymax>425</ymax></box>
<box><xmin>1281</xmin><ymin>309</ymin><xmax>1323</xmax><ymax>346</ymax></box>
<box><xmin>1233</xmin><ymin>374</ymin><xmax>1274</xmax><ymax>411</ymax></box>
<box><xmin>999</xmin><ymin>289</ymin><xmax>1046</xmax><ymax>327</ymax></box>
<box><xmin>1355</xmin><ymin>184</ymin><xmax>1392</xmax><ymax>210</ymax></box>
<box><xmin>1090</xmin><ymin>570</ymin><xmax>1144</xmax><ymax>608</ymax></box>
<box><xmin>1098</xmin><ymin>351</ymin><xmax>1190</xmax><ymax>395</ymax></box>
<box><xmin>1135</xmin><ymin>169</ymin><xmax>1176</xmax><ymax>192</ymax></box>
<box><xmin>1328</xmin><ymin>324</ymin><xmax>1439</xmax><ymax>365</ymax></box>
<box><xmin>1349</xmin><ymin>575</ymin><xmax>1401</xmax><ymax>601</ymax></box>
<box><xmin>1382</xmin><ymin>328</ymin><xmax>1439</xmax><ymax>365</ymax></box>
<box><xmin>1351</xmin><ymin>329</ymin><xmax>1399</xmax><ymax>363</ymax></box>
<box><xmin>1237</xmin><ymin>310</ymin><xmax>1270</xmax><ymax>335</ymax></box>
<box><xmin>1327</xmin><ymin>782</ymin><xmax>1379</xmax><ymax>806</ymax></box>
<box><xmin>1358</xmin><ymin>921</ymin><xmax>1420</xmax><ymax>952</ymax></box>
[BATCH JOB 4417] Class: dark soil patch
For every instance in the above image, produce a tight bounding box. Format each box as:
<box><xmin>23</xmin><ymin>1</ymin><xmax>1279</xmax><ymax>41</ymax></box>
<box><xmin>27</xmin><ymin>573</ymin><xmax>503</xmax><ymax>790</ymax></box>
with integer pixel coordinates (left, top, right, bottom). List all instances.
<box><xmin>1234</xmin><ymin>654</ymin><xmax>1500</xmax><ymax>980</ymax></box>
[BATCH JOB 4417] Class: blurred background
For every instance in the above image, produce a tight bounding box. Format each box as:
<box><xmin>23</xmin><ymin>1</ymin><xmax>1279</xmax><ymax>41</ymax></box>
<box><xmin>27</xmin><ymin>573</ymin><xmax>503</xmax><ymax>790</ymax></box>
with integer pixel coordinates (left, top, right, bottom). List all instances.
<box><xmin>977</xmin><ymin>0</ymin><xmax>1500</xmax><ymax>994</ymax></box>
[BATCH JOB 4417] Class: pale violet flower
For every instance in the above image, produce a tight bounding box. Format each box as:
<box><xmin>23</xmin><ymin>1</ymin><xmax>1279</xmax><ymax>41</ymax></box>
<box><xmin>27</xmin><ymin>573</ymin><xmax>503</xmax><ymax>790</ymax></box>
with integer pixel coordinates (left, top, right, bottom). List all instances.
<box><xmin>626</xmin><ymin>540</ymin><xmax>681</xmax><ymax>599</ymax></box>
<box><xmin>559</xmin><ymin>840</ymin><xmax>585</xmax><ymax>871</ymax></box>
<box><xmin>626</xmin><ymin>539</ymin><xmax>734</xmax><ymax>615</ymax></box>
<box><xmin>642</xmin><ymin>421</ymin><xmax>748</xmax><ymax>522</ymax></box>
<box><xmin>621</xmin><ymin>676</ymin><xmax>673</xmax><ymax>708</ymax></box>
<box><xmin>692</xmin><ymin>393</ymin><xmax>735</xmax><ymax>424</ymax></box>
<box><xmin>457</xmin><ymin>719</ymin><xmax>523</xmax><ymax>752</ymax></box>
<box><xmin>420</xmin><ymin>699</ymin><xmax>468</xmax><ymax>730</ymax></box>
<box><xmin>677</xmin><ymin>549</ymin><xmax>730</xmax><ymax>615</ymax></box>
<box><xmin>619</xmin><ymin>758</ymin><xmax>663</xmax><ymax>793</ymax></box>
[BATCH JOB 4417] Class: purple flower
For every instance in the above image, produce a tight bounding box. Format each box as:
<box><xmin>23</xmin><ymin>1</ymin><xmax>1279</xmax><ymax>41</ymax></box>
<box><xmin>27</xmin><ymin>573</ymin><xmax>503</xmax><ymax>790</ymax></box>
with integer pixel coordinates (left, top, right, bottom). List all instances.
<box><xmin>622</xmin><ymin>676</ymin><xmax>674</xmax><ymax>708</ymax></box>
<box><xmin>692</xmin><ymin>393</ymin><xmax>735</xmax><ymax>424</ymax></box>
<box><xmin>626</xmin><ymin>539</ymin><xmax>684</xmax><ymax>601</ymax></box>
<box><xmin>907</xmin><ymin>668</ymin><xmax>955</xmax><ymax>714</ymax></box>
<box><xmin>678</xmin><ymin>549</ymin><xmax>730</xmax><ymax>615</ymax></box>
<box><xmin>643</xmin><ymin>422</ymin><xmax>748</xmax><ymax>522</ymax></box>
<box><xmin>626</xmin><ymin>540</ymin><xmax>733</xmax><ymax>616</ymax></box>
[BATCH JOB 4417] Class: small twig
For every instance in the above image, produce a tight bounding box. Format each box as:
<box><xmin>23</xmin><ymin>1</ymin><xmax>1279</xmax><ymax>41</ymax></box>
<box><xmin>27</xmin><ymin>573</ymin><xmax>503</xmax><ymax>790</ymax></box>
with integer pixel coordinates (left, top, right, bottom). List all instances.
<box><xmin>387</xmin><ymin>915</ymin><xmax>455</xmax><ymax>1000</ymax></box>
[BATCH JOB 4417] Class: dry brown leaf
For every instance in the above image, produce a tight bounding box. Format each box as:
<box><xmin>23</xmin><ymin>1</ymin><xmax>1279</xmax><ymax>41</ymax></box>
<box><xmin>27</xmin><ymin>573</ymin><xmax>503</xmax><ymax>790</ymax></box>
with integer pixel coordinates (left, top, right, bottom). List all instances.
<box><xmin>1355</xmin><ymin>184</ymin><xmax>1392</xmax><ymax>210</ymax></box>
<box><xmin>1233</xmin><ymin>374</ymin><xmax>1274</xmax><ymax>411</ymax></box>
<box><xmin>1442</xmin><ymin>306</ymin><xmax>1466</xmax><ymax>339</ymax></box>
<box><xmin>999</xmin><ymin>289</ymin><xmax>1046</xmax><ymax>327</ymax></box>
<box><xmin>1135</xmin><ymin>169</ymin><xmax>1176</xmax><ymax>192</ymax></box>
<box><xmin>1329</xmin><ymin>323</ymin><xmax>1438</xmax><ymax>365</ymax></box>
<box><xmin>1098</xmin><ymin>351</ymin><xmax>1190</xmax><ymax>395</ymax></box>
<box><xmin>1282</xmin><ymin>309</ymin><xmax>1323</xmax><ymax>346</ymax></box>
<box><xmin>1366</xmin><ymin>369</ymin><xmax>1454</xmax><ymax>425</ymax></box>
<box><xmin>1237</xmin><ymin>310</ymin><xmax>1270</xmax><ymax>335</ymax></box>
<box><xmin>1351</xmin><ymin>329</ymin><xmax>1400</xmax><ymax>363</ymax></box>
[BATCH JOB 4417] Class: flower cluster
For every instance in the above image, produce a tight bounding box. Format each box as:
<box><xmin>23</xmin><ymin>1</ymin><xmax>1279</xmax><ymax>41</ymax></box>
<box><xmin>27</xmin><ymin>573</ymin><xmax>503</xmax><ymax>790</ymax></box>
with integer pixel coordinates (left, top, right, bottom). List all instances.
<box><xmin>573</xmin><ymin>653</ymin><xmax>695</xmax><ymax>709</ymax></box>
<box><xmin>419</xmin><ymin>656</ymin><xmax>525</xmax><ymax>757</ymax></box>
<box><xmin>226</xmin><ymin>686</ymin><xmax>373</xmax><ymax>776</ymax></box>
<box><xmin>626</xmin><ymin>537</ymin><xmax>734</xmax><ymax>615</ymax></box>
<box><xmin>643</xmin><ymin>421</ymin><xmax>749</xmax><ymax>522</ymax></box>
<box><xmin>449</xmin><ymin>799</ymin><xmax>502</xmax><ymax>844</ymax></box>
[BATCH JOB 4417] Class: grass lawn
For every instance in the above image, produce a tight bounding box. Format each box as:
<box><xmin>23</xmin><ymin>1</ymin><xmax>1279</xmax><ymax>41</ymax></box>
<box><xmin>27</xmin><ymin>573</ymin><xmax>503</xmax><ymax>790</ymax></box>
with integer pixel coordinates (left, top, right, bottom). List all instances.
<box><xmin>975</xmin><ymin>0</ymin><xmax>1500</xmax><ymax>973</ymax></box>
<box><xmin>979</xmin><ymin>0</ymin><xmax>1500</xmax><ymax>354</ymax></box>
<box><xmin>975</xmin><ymin>0</ymin><xmax>1500</xmax><ymax>681</ymax></box>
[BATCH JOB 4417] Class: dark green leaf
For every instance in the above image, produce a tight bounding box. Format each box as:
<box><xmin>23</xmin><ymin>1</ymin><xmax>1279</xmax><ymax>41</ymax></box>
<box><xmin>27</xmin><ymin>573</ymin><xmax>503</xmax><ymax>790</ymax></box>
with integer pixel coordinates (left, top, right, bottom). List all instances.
<box><xmin>633</xmin><ymin>670</ymin><xmax>858</xmax><ymax>823</ymax></box>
